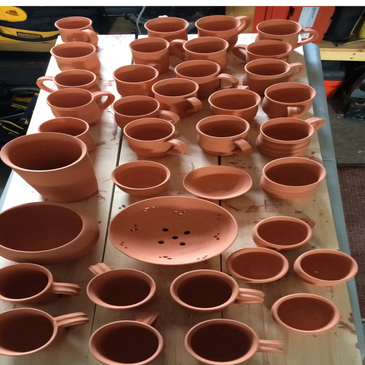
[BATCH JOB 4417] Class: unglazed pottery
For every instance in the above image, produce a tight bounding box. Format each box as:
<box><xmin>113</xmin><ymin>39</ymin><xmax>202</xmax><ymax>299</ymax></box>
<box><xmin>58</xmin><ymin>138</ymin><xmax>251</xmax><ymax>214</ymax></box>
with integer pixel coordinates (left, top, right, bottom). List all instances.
<box><xmin>37</xmin><ymin>117</ymin><xmax>95</xmax><ymax>153</ymax></box>
<box><xmin>255</xmin><ymin>19</ymin><xmax>319</xmax><ymax>49</ymax></box>
<box><xmin>170</xmin><ymin>36</ymin><xmax>230</xmax><ymax>71</ymax></box>
<box><xmin>89</xmin><ymin>311</ymin><xmax>163</xmax><ymax>365</ymax></box>
<box><xmin>55</xmin><ymin>16</ymin><xmax>98</xmax><ymax>46</ymax></box>
<box><xmin>0</xmin><ymin>308</ymin><xmax>88</xmax><ymax>356</ymax></box>
<box><xmin>232</xmin><ymin>39</ymin><xmax>293</xmax><ymax>63</ymax></box>
<box><xmin>87</xmin><ymin>263</ymin><xmax>156</xmax><ymax>310</ymax></box>
<box><xmin>46</xmin><ymin>88</ymin><xmax>115</xmax><ymax>126</ymax></box>
<box><xmin>129</xmin><ymin>37</ymin><xmax>170</xmax><ymax>74</ymax></box>
<box><xmin>185</xmin><ymin>318</ymin><xmax>283</xmax><ymax>364</ymax></box>
<box><xmin>111</xmin><ymin>160</ymin><xmax>170</xmax><ymax>197</ymax></box>
<box><xmin>208</xmin><ymin>88</ymin><xmax>260</xmax><ymax>121</ymax></box>
<box><xmin>50</xmin><ymin>42</ymin><xmax>101</xmax><ymax>75</ymax></box>
<box><xmin>243</xmin><ymin>58</ymin><xmax>306</xmax><ymax>96</ymax></box>
<box><xmin>113</xmin><ymin>64</ymin><xmax>159</xmax><ymax>98</ymax></box>
<box><xmin>0</xmin><ymin>202</ymin><xmax>100</xmax><ymax>264</ymax></box>
<box><xmin>151</xmin><ymin>78</ymin><xmax>202</xmax><ymax>118</ymax></box>
<box><xmin>144</xmin><ymin>15</ymin><xmax>189</xmax><ymax>42</ymax></box>
<box><xmin>260</xmin><ymin>156</ymin><xmax>327</xmax><ymax>200</ymax></box>
<box><xmin>256</xmin><ymin>116</ymin><xmax>325</xmax><ymax>158</ymax></box>
<box><xmin>0</xmin><ymin>263</ymin><xmax>81</xmax><ymax>305</ymax></box>
<box><xmin>183</xmin><ymin>165</ymin><xmax>252</xmax><ymax>200</ymax></box>
<box><xmin>0</xmin><ymin>132</ymin><xmax>98</xmax><ymax>202</ymax></box>
<box><xmin>170</xmin><ymin>269</ymin><xmax>264</xmax><ymax>313</ymax></box>
<box><xmin>226</xmin><ymin>247</ymin><xmax>289</xmax><ymax>283</ymax></box>
<box><xmin>196</xmin><ymin>115</ymin><xmax>252</xmax><ymax>156</ymax></box>
<box><xmin>293</xmin><ymin>249</ymin><xmax>358</xmax><ymax>286</ymax></box>
<box><xmin>271</xmin><ymin>293</ymin><xmax>341</xmax><ymax>334</ymax></box>
<box><xmin>37</xmin><ymin>69</ymin><xmax>100</xmax><ymax>93</ymax></box>
<box><xmin>262</xmin><ymin>82</ymin><xmax>316</xmax><ymax>118</ymax></box>
<box><xmin>252</xmin><ymin>215</ymin><xmax>314</xmax><ymax>251</ymax></box>
<box><xmin>195</xmin><ymin>14</ymin><xmax>252</xmax><ymax>51</ymax></box>
<box><xmin>112</xmin><ymin>95</ymin><xmax>180</xmax><ymax>130</ymax></box>
<box><xmin>123</xmin><ymin>118</ymin><xmax>189</xmax><ymax>158</ymax></box>
<box><xmin>174</xmin><ymin>59</ymin><xmax>239</xmax><ymax>99</ymax></box>
<box><xmin>108</xmin><ymin>196</ymin><xmax>238</xmax><ymax>265</ymax></box>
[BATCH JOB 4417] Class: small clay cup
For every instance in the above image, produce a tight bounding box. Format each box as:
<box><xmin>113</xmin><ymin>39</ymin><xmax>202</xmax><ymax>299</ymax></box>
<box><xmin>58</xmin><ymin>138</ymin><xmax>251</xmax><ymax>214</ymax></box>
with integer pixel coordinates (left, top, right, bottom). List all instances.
<box><xmin>170</xmin><ymin>269</ymin><xmax>265</xmax><ymax>313</ymax></box>
<box><xmin>196</xmin><ymin>114</ymin><xmax>252</xmax><ymax>156</ymax></box>
<box><xmin>271</xmin><ymin>293</ymin><xmax>341</xmax><ymax>334</ymax></box>
<box><xmin>293</xmin><ymin>249</ymin><xmax>358</xmax><ymax>286</ymax></box>
<box><xmin>111</xmin><ymin>160</ymin><xmax>170</xmax><ymax>197</ymax></box>
<box><xmin>144</xmin><ymin>15</ymin><xmax>189</xmax><ymax>42</ymax></box>
<box><xmin>226</xmin><ymin>247</ymin><xmax>289</xmax><ymax>283</ymax></box>
<box><xmin>0</xmin><ymin>263</ymin><xmax>81</xmax><ymax>305</ymax></box>
<box><xmin>89</xmin><ymin>311</ymin><xmax>163</xmax><ymax>365</ymax></box>
<box><xmin>260</xmin><ymin>156</ymin><xmax>327</xmax><ymax>200</ymax></box>
<box><xmin>87</xmin><ymin>263</ymin><xmax>156</xmax><ymax>309</ymax></box>
<box><xmin>112</xmin><ymin>95</ymin><xmax>180</xmax><ymax>130</ymax></box>
<box><xmin>185</xmin><ymin>318</ymin><xmax>283</xmax><ymax>364</ymax></box>
<box><xmin>0</xmin><ymin>308</ymin><xmax>89</xmax><ymax>356</ymax></box>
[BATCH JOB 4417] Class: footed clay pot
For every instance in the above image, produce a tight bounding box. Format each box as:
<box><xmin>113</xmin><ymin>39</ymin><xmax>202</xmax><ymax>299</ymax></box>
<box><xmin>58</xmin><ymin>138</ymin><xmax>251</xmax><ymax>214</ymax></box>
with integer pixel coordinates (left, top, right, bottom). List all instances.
<box><xmin>226</xmin><ymin>247</ymin><xmax>289</xmax><ymax>283</ymax></box>
<box><xmin>111</xmin><ymin>160</ymin><xmax>170</xmax><ymax>197</ymax></box>
<box><xmin>271</xmin><ymin>293</ymin><xmax>341</xmax><ymax>334</ymax></box>
<box><xmin>0</xmin><ymin>132</ymin><xmax>98</xmax><ymax>202</ymax></box>
<box><xmin>260</xmin><ymin>157</ymin><xmax>327</xmax><ymax>200</ymax></box>
<box><xmin>0</xmin><ymin>202</ymin><xmax>100</xmax><ymax>264</ymax></box>
<box><xmin>144</xmin><ymin>15</ymin><xmax>189</xmax><ymax>42</ymax></box>
<box><xmin>293</xmin><ymin>249</ymin><xmax>358</xmax><ymax>286</ymax></box>
<box><xmin>252</xmin><ymin>215</ymin><xmax>314</xmax><ymax>251</ymax></box>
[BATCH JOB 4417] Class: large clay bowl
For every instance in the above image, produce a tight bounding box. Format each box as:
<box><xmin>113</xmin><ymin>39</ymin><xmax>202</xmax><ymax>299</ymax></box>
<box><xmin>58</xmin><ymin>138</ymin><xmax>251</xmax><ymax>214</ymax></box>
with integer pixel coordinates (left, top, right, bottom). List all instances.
<box><xmin>0</xmin><ymin>202</ymin><xmax>99</xmax><ymax>264</ymax></box>
<box><xmin>108</xmin><ymin>196</ymin><xmax>238</xmax><ymax>265</ymax></box>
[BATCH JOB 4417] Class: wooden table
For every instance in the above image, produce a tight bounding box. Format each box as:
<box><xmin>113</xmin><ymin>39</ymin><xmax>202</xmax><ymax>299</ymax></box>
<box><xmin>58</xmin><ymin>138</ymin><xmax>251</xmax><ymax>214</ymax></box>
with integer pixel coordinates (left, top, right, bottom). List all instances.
<box><xmin>0</xmin><ymin>33</ymin><xmax>363</xmax><ymax>365</ymax></box>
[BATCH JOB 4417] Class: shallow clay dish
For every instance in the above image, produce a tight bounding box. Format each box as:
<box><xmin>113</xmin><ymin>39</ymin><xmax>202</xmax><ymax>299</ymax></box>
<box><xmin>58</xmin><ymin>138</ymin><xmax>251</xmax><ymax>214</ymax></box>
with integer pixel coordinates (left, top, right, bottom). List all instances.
<box><xmin>108</xmin><ymin>196</ymin><xmax>238</xmax><ymax>265</ymax></box>
<box><xmin>183</xmin><ymin>166</ymin><xmax>252</xmax><ymax>200</ymax></box>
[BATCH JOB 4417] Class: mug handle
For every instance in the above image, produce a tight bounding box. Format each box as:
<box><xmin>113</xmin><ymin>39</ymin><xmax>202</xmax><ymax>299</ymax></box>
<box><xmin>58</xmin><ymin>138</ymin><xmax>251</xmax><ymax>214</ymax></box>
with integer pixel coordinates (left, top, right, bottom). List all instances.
<box><xmin>297</xmin><ymin>28</ymin><xmax>319</xmax><ymax>48</ymax></box>
<box><xmin>157</xmin><ymin>110</ymin><xmax>180</xmax><ymax>125</ymax></box>
<box><xmin>166</xmin><ymin>138</ymin><xmax>189</xmax><ymax>155</ymax></box>
<box><xmin>181</xmin><ymin>97</ymin><xmax>203</xmax><ymax>118</ymax></box>
<box><xmin>54</xmin><ymin>312</ymin><xmax>89</xmax><ymax>329</ymax></box>
<box><xmin>236</xmin><ymin>16</ymin><xmax>253</xmax><ymax>33</ymax></box>
<box><xmin>82</xmin><ymin>29</ymin><xmax>98</xmax><ymax>45</ymax></box>
<box><xmin>287</xmin><ymin>106</ymin><xmax>307</xmax><ymax>118</ymax></box>
<box><xmin>216</xmin><ymin>73</ymin><xmax>239</xmax><ymax>89</ymax></box>
<box><xmin>231</xmin><ymin>44</ymin><xmax>248</xmax><ymax>63</ymax></box>
<box><xmin>287</xmin><ymin>62</ymin><xmax>306</xmax><ymax>82</ymax></box>
<box><xmin>235</xmin><ymin>288</ymin><xmax>265</xmax><ymax>304</ymax></box>
<box><xmin>49</xmin><ymin>282</ymin><xmax>81</xmax><ymax>296</ymax></box>
<box><xmin>93</xmin><ymin>91</ymin><xmax>116</xmax><ymax>112</ymax></box>
<box><xmin>305</xmin><ymin>116</ymin><xmax>325</xmax><ymax>131</ymax></box>
<box><xmin>36</xmin><ymin>76</ymin><xmax>57</xmax><ymax>93</ymax></box>
<box><xmin>233</xmin><ymin>138</ymin><xmax>252</xmax><ymax>155</ymax></box>
<box><xmin>89</xmin><ymin>263</ymin><xmax>112</xmax><ymax>276</ymax></box>
<box><xmin>257</xmin><ymin>340</ymin><xmax>284</xmax><ymax>353</ymax></box>
<box><xmin>169</xmin><ymin>39</ymin><xmax>186</xmax><ymax>60</ymax></box>
<box><xmin>135</xmin><ymin>311</ymin><xmax>159</xmax><ymax>326</ymax></box>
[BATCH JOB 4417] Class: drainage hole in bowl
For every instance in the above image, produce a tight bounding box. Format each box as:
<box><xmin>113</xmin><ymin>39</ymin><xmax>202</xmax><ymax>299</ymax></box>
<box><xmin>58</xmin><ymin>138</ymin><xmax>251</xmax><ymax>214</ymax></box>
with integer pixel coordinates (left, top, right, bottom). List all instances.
<box><xmin>158</xmin><ymin>240</ymin><xmax>164</xmax><ymax>244</ymax></box>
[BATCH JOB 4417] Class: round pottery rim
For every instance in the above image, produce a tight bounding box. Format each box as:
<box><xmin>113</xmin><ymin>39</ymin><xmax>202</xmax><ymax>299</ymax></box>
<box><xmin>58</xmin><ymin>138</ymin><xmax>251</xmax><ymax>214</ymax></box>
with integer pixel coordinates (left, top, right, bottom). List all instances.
<box><xmin>196</xmin><ymin>15</ymin><xmax>243</xmax><ymax>34</ymax></box>
<box><xmin>264</xmin><ymin>82</ymin><xmax>316</xmax><ymax>104</ymax></box>
<box><xmin>257</xmin><ymin>18</ymin><xmax>302</xmax><ymax>34</ymax></box>
<box><xmin>175</xmin><ymin>59</ymin><xmax>221</xmax><ymax>79</ymax></box>
<box><xmin>129</xmin><ymin>37</ymin><xmax>170</xmax><ymax>52</ymax></box>
<box><xmin>245</xmin><ymin>59</ymin><xmax>290</xmax><ymax>79</ymax></box>
<box><xmin>152</xmin><ymin>79</ymin><xmax>199</xmax><ymax>99</ymax></box>
<box><xmin>184</xmin><ymin>36</ymin><xmax>229</xmax><ymax>53</ymax></box>
<box><xmin>50</xmin><ymin>42</ymin><xmax>96</xmax><ymax>59</ymax></box>
<box><xmin>145</xmin><ymin>16</ymin><xmax>189</xmax><ymax>32</ymax></box>
<box><xmin>208</xmin><ymin>88</ymin><xmax>261</xmax><ymax>110</ymax></box>
<box><xmin>112</xmin><ymin>64</ymin><xmax>159</xmax><ymax>83</ymax></box>
<box><xmin>183</xmin><ymin>165</ymin><xmax>252</xmax><ymax>200</ymax></box>
<box><xmin>112</xmin><ymin>95</ymin><xmax>160</xmax><ymax>116</ymax></box>
<box><xmin>53</xmin><ymin>69</ymin><xmax>97</xmax><ymax>86</ymax></box>
<box><xmin>46</xmin><ymin>88</ymin><xmax>95</xmax><ymax>110</ymax></box>
<box><xmin>55</xmin><ymin>16</ymin><xmax>93</xmax><ymax>29</ymax></box>
<box><xmin>247</xmin><ymin>39</ymin><xmax>293</xmax><ymax>53</ymax></box>
<box><xmin>38</xmin><ymin>117</ymin><xmax>90</xmax><ymax>137</ymax></box>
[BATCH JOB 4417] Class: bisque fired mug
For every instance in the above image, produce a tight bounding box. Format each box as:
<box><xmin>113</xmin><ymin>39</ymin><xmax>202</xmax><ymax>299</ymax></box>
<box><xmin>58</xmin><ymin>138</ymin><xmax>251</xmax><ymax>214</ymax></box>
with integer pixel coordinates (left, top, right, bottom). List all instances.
<box><xmin>243</xmin><ymin>58</ymin><xmax>306</xmax><ymax>96</ymax></box>
<box><xmin>87</xmin><ymin>263</ymin><xmax>156</xmax><ymax>310</ymax></box>
<box><xmin>123</xmin><ymin>117</ymin><xmax>189</xmax><ymax>157</ymax></box>
<box><xmin>0</xmin><ymin>308</ymin><xmax>89</xmax><ymax>356</ymax></box>
<box><xmin>37</xmin><ymin>69</ymin><xmax>100</xmax><ymax>93</ymax></box>
<box><xmin>55</xmin><ymin>16</ymin><xmax>98</xmax><ymax>46</ymax></box>
<box><xmin>152</xmin><ymin>78</ymin><xmax>202</xmax><ymax>118</ymax></box>
<box><xmin>129</xmin><ymin>37</ymin><xmax>170</xmax><ymax>74</ymax></box>
<box><xmin>195</xmin><ymin>14</ymin><xmax>252</xmax><ymax>51</ymax></box>
<box><xmin>144</xmin><ymin>15</ymin><xmax>189</xmax><ymax>42</ymax></box>
<box><xmin>37</xmin><ymin>117</ymin><xmax>95</xmax><ymax>153</ymax></box>
<box><xmin>293</xmin><ymin>249</ymin><xmax>358</xmax><ymax>286</ymax></box>
<box><xmin>113</xmin><ymin>64</ymin><xmax>159</xmax><ymax>97</ymax></box>
<box><xmin>196</xmin><ymin>114</ymin><xmax>252</xmax><ymax>156</ymax></box>
<box><xmin>185</xmin><ymin>318</ymin><xmax>283</xmax><ymax>364</ymax></box>
<box><xmin>256</xmin><ymin>116</ymin><xmax>326</xmax><ymax>158</ymax></box>
<box><xmin>261</xmin><ymin>82</ymin><xmax>316</xmax><ymax>118</ymax></box>
<box><xmin>170</xmin><ymin>269</ymin><xmax>265</xmax><ymax>313</ymax></box>
<box><xmin>255</xmin><ymin>19</ymin><xmax>319</xmax><ymax>49</ymax></box>
<box><xmin>0</xmin><ymin>263</ymin><xmax>81</xmax><ymax>305</ymax></box>
<box><xmin>112</xmin><ymin>95</ymin><xmax>180</xmax><ymax>130</ymax></box>
<box><xmin>271</xmin><ymin>293</ymin><xmax>341</xmax><ymax>334</ymax></box>
<box><xmin>89</xmin><ymin>311</ymin><xmax>163</xmax><ymax>365</ymax></box>
<box><xmin>174</xmin><ymin>59</ymin><xmax>239</xmax><ymax>99</ymax></box>
<box><xmin>46</xmin><ymin>88</ymin><xmax>115</xmax><ymax>126</ymax></box>
<box><xmin>50</xmin><ymin>42</ymin><xmax>101</xmax><ymax>75</ymax></box>
<box><xmin>232</xmin><ymin>39</ymin><xmax>293</xmax><ymax>64</ymax></box>
<box><xmin>226</xmin><ymin>247</ymin><xmax>289</xmax><ymax>283</ymax></box>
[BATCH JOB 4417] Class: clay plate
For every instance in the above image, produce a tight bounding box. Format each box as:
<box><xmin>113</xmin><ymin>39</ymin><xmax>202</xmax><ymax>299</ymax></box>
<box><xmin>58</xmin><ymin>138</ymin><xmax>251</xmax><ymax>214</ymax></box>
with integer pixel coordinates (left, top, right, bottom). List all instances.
<box><xmin>108</xmin><ymin>196</ymin><xmax>238</xmax><ymax>265</ymax></box>
<box><xmin>183</xmin><ymin>166</ymin><xmax>252</xmax><ymax>200</ymax></box>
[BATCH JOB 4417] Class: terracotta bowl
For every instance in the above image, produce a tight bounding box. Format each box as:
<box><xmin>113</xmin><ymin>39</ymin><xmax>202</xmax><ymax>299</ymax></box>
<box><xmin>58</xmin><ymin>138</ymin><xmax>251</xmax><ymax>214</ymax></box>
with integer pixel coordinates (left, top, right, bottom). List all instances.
<box><xmin>111</xmin><ymin>160</ymin><xmax>170</xmax><ymax>197</ymax></box>
<box><xmin>183</xmin><ymin>165</ymin><xmax>252</xmax><ymax>200</ymax></box>
<box><xmin>0</xmin><ymin>202</ymin><xmax>99</xmax><ymax>264</ymax></box>
<box><xmin>108</xmin><ymin>196</ymin><xmax>238</xmax><ymax>265</ymax></box>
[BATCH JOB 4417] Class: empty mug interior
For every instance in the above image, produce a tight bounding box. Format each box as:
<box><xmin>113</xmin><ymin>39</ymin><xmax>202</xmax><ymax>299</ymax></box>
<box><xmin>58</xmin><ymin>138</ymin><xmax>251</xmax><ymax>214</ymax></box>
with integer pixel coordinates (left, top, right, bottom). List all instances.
<box><xmin>147</xmin><ymin>18</ymin><xmax>187</xmax><ymax>32</ymax></box>
<box><xmin>210</xmin><ymin>93</ymin><xmax>258</xmax><ymax>110</ymax></box>
<box><xmin>154</xmin><ymin>82</ymin><xmax>197</xmax><ymax>96</ymax></box>
<box><xmin>199</xmin><ymin>119</ymin><xmax>247</xmax><ymax>137</ymax></box>
<box><xmin>198</xmin><ymin>17</ymin><xmax>238</xmax><ymax>31</ymax></box>
<box><xmin>249</xmin><ymin>42</ymin><xmax>290</xmax><ymax>56</ymax></box>
<box><xmin>126</xmin><ymin>122</ymin><xmax>173</xmax><ymax>141</ymax></box>
<box><xmin>258</xmin><ymin>22</ymin><xmax>299</xmax><ymax>35</ymax></box>
<box><xmin>55</xmin><ymin>72</ymin><xmax>94</xmax><ymax>87</ymax></box>
<box><xmin>47</xmin><ymin>90</ymin><xmax>92</xmax><ymax>108</ymax></box>
<box><xmin>177</xmin><ymin>63</ymin><xmax>218</xmax><ymax>78</ymax></box>
<box><xmin>114</xmin><ymin>99</ymin><xmax>158</xmax><ymax>116</ymax></box>
<box><xmin>52</xmin><ymin>44</ymin><xmax>93</xmax><ymax>58</ymax></box>
<box><xmin>56</xmin><ymin>17</ymin><xmax>90</xmax><ymax>29</ymax></box>
<box><xmin>131</xmin><ymin>40</ymin><xmax>167</xmax><ymax>52</ymax></box>
<box><xmin>262</xmin><ymin>122</ymin><xmax>310</xmax><ymax>141</ymax></box>
<box><xmin>247</xmin><ymin>62</ymin><xmax>288</xmax><ymax>76</ymax></box>
<box><xmin>187</xmin><ymin>40</ymin><xmax>226</xmax><ymax>53</ymax></box>
<box><xmin>114</xmin><ymin>66</ymin><xmax>158</xmax><ymax>82</ymax></box>
<box><xmin>267</xmin><ymin>87</ymin><xmax>313</xmax><ymax>103</ymax></box>
<box><xmin>39</xmin><ymin>120</ymin><xmax>87</xmax><ymax>136</ymax></box>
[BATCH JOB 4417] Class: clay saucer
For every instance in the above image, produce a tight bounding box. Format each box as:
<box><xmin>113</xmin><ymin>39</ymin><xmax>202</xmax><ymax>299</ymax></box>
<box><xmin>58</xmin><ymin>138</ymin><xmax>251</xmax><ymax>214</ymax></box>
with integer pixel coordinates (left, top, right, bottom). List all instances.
<box><xmin>108</xmin><ymin>196</ymin><xmax>238</xmax><ymax>265</ymax></box>
<box><xmin>183</xmin><ymin>166</ymin><xmax>252</xmax><ymax>200</ymax></box>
